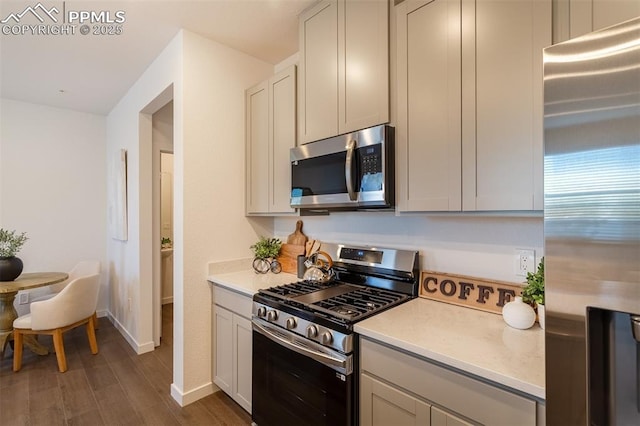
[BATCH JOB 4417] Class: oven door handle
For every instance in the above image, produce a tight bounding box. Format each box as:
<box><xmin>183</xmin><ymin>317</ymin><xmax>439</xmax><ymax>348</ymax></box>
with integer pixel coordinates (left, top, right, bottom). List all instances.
<box><xmin>253</xmin><ymin>319</ymin><xmax>352</xmax><ymax>374</ymax></box>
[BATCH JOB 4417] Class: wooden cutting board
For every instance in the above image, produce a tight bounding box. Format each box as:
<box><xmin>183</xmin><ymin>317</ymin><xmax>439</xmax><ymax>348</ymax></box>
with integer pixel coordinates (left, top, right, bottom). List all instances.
<box><xmin>277</xmin><ymin>243</ymin><xmax>305</xmax><ymax>275</ymax></box>
<box><xmin>287</xmin><ymin>220</ymin><xmax>308</xmax><ymax>246</ymax></box>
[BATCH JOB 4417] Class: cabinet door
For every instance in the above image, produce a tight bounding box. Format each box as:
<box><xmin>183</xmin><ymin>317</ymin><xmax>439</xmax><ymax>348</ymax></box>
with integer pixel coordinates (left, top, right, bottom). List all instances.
<box><xmin>431</xmin><ymin>406</ymin><xmax>472</xmax><ymax>426</ymax></box>
<box><xmin>232</xmin><ymin>314</ymin><xmax>253</xmax><ymax>412</ymax></box>
<box><xmin>396</xmin><ymin>0</ymin><xmax>462</xmax><ymax>212</ymax></box>
<box><xmin>213</xmin><ymin>305</ymin><xmax>233</xmax><ymax>395</ymax></box>
<box><xmin>245</xmin><ymin>81</ymin><xmax>270</xmax><ymax>214</ymax></box>
<box><xmin>299</xmin><ymin>0</ymin><xmax>339</xmax><ymax>143</ymax></box>
<box><xmin>269</xmin><ymin>66</ymin><xmax>297</xmax><ymax>214</ymax></box>
<box><xmin>339</xmin><ymin>0</ymin><xmax>389</xmax><ymax>134</ymax></box>
<box><xmin>462</xmin><ymin>0</ymin><xmax>550</xmax><ymax>211</ymax></box>
<box><xmin>361</xmin><ymin>338</ymin><xmax>537</xmax><ymax>426</ymax></box>
<box><xmin>567</xmin><ymin>0</ymin><xmax>640</xmax><ymax>40</ymax></box>
<box><xmin>361</xmin><ymin>373</ymin><xmax>431</xmax><ymax>426</ymax></box>
<box><xmin>246</xmin><ymin>67</ymin><xmax>297</xmax><ymax>216</ymax></box>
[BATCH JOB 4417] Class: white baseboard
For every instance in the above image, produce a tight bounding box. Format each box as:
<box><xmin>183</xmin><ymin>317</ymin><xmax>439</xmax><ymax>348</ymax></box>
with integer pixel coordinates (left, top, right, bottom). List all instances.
<box><xmin>106</xmin><ymin>312</ymin><xmax>155</xmax><ymax>354</ymax></box>
<box><xmin>105</xmin><ymin>311</ymin><xmax>216</xmax><ymax>407</ymax></box>
<box><xmin>170</xmin><ymin>381</ymin><xmax>215</xmax><ymax>407</ymax></box>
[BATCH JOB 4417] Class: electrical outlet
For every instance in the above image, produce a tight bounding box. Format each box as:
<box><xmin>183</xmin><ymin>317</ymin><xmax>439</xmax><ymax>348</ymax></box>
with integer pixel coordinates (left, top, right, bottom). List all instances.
<box><xmin>515</xmin><ymin>249</ymin><xmax>535</xmax><ymax>277</ymax></box>
<box><xmin>19</xmin><ymin>292</ymin><xmax>29</xmax><ymax>305</ymax></box>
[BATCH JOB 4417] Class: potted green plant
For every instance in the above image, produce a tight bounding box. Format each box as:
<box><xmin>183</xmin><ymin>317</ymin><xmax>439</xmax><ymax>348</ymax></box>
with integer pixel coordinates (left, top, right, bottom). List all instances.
<box><xmin>161</xmin><ymin>237</ymin><xmax>172</xmax><ymax>249</ymax></box>
<box><xmin>0</xmin><ymin>228</ymin><xmax>29</xmax><ymax>281</ymax></box>
<box><xmin>522</xmin><ymin>257</ymin><xmax>545</xmax><ymax>329</ymax></box>
<box><xmin>250</xmin><ymin>237</ymin><xmax>282</xmax><ymax>274</ymax></box>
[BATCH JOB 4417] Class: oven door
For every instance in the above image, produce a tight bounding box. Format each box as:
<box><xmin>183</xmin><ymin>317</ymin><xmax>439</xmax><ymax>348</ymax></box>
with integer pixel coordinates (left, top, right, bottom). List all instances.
<box><xmin>252</xmin><ymin>318</ymin><xmax>355</xmax><ymax>426</ymax></box>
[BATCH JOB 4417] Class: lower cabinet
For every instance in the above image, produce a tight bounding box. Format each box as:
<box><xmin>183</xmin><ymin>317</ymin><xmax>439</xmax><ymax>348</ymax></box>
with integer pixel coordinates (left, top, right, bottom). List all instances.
<box><xmin>212</xmin><ymin>285</ymin><xmax>252</xmax><ymax>413</ymax></box>
<box><xmin>360</xmin><ymin>338</ymin><xmax>544</xmax><ymax>426</ymax></box>
<box><xmin>361</xmin><ymin>373</ymin><xmax>431</xmax><ymax>426</ymax></box>
<box><xmin>362</xmin><ymin>374</ymin><xmax>473</xmax><ymax>426</ymax></box>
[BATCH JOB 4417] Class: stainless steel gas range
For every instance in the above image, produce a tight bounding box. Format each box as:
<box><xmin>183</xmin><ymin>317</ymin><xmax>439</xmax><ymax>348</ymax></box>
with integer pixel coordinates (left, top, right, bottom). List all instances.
<box><xmin>251</xmin><ymin>243</ymin><xmax>419</xmax><ymax>426</ymax></box>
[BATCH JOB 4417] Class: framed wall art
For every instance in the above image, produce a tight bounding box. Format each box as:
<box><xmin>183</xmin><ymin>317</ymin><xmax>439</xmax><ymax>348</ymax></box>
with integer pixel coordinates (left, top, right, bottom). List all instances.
<box><xmin>109</xmin><ymin>148</ymin><xmax>128</xmax><ymax>241</ymax></box>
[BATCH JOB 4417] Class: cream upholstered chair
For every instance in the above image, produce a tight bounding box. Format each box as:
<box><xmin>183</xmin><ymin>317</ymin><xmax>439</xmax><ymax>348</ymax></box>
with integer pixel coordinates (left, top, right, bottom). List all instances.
<box><xmin>30</xmin><ymin>260</ymin><xmax>101</xmax><ymax>328</ymax></box>
<box><xmin>13</xmin><ymin>273</ymin><xmax>100</xmax><ymax>373</ymax></box>
<box><xmin>30</xmin><ymin>260</ymin><xmax>100</xmax><ymax>302</ymax></box>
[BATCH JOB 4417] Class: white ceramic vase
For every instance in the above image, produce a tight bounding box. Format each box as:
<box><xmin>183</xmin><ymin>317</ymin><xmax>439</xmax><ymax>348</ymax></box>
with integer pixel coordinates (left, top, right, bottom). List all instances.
<box><xmin>502</xmin><ymin>296</ymin><xmax>536</xmax><ymax>330</ymax></box>
<box><xmin>537</xmin><ymin>304</ymin><xmax>545</xmax><ymax>330</ymax></box>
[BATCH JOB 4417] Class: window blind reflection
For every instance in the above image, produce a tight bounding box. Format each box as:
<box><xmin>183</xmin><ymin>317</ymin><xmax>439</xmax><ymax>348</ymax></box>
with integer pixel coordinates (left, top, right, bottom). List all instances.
<box><xmin>544</xmin><ymin>145</ymin><xmax>640</xmax><ymax>241</ymax></box>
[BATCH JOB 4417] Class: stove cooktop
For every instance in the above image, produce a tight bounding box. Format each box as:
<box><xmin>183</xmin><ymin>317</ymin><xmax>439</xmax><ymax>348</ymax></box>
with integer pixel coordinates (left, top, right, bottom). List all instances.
<box><xmin>254</xmin><ymin>243</ymin><xmax>419</xmax><ymax>332</ymax></box>
<box><xmin>256</xmin><ymin>280</ymin><xmax>409</xmax><ymax>324</ymax></box>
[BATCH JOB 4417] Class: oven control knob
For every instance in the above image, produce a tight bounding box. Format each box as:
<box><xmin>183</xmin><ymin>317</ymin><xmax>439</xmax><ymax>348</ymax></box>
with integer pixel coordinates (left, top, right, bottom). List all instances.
<box><xmin>321</xmin><ymin>332</ymin><xmax>333</xmax><ymax>345</ymax></box>
<box><xmin>286</xmin><ymin>317</ymin><xmax>297</xmax><ymax>330</ymax></box>
<box><xmin>266</xmin><ymin>310</ymin><xmax>278</xmax><ymax>322</ymax></box>
<box><xmin>306</xmin><ymin>325</ymin><xmax>318</xmax><ymax>338</ymax></box>
<box><xmin>257</xmin><ymin>307</ymin><xmax>267</xmax><ymax>318</ymax></box>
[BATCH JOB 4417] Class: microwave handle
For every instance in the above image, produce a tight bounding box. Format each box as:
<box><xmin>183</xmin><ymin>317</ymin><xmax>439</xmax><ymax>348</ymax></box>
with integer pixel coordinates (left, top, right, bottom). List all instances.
<box><xmin>345</xmin><ymin>139</ymin><xmax>357</xmax><ymax>201</ymax></box>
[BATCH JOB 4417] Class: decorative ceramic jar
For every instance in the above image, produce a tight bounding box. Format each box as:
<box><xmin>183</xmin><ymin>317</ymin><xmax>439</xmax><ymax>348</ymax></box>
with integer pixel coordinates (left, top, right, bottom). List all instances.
<box><xmin>502</xmin><ymin>296</ymin><xmax>536</xmax><ymax>329</ymax></box>
<box><xmin>0</xmin><ymin>256</ymin><xmax>23</xmax><ymax>281</ymax></box>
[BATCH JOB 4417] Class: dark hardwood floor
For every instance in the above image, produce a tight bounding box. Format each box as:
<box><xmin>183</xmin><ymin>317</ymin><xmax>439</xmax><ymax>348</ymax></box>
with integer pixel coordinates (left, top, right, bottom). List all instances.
<box><xmin>0</xmin><ymin>304</ymin><xmax>252</xmax><ymax>425</ymax></box>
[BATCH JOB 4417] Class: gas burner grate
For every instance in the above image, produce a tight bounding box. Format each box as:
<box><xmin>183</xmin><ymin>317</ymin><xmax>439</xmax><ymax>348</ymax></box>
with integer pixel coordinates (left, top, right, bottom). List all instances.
<box><xmin>311</xmin><ymin>287</ymin><xmax>407</xmax><ymax>321</ymax></box>
<box><xmin>259</xmin><ymin>280</ymin><xmax>340</xmax><ymax>301</ymax></box>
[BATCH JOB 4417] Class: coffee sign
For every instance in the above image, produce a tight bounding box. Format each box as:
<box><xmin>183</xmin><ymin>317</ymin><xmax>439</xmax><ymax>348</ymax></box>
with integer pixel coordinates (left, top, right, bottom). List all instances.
<box><xmin>419</xmin><ymin>271</ymin><xmax>524</xmax><ymax>315</ymax></box>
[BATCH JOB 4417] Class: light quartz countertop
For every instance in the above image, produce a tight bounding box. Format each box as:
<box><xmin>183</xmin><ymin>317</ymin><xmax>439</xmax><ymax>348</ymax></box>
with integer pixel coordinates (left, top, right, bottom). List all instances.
<box><xmin>354</xmin><ymin>297</ymin><xmax>545</xmax><ymax>400</ymax></box>
<box><xmin>207</xmin><ymin>266</ymin><xmax>544</xmax><ymax>400</ymax></box>
<box><xmin>208</xmin><ymin>269</ymin><xmax>298</xmax><ymax>297</ymax></box>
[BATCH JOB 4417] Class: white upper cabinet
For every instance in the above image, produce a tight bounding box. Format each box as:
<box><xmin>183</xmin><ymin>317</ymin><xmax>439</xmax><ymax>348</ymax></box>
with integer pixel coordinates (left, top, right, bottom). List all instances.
<box><xmin>396</xmin><ymin>0</ymin><xmax>550</xmax><ymax>212</ymax></box>
<box><xmin>270</xmin><ymin>67</ymin><xmax>297</xmax><ymax>214</ymax></box>
<box><xmin>299</xmin><ymin>0</ymin><xmax>389</xmax><ymax>144</ymax></box>
<box><xmin>339</xmin><ymin>0</ymin><xmax>390</xmax><ymax>135</ymax></box>
<box><xmin>246</xmin><ymin>80</ymin><xmax>269</xmax><ymax>213</ymax></box>
<box><xmin>555</xmin><ymin>0</ymin><xmax>640</xmax><ymax>43</ymax></box>
<box><xmin>299</xmin><ymin>0</ymin><xmax>338</xmax><ymax>143</ymax></box>
<box><xmin>396</xmin><ymin>0</ymin><xmax>462</xmax><ymax>212</ymax></box>
<box><xmin>463</xmin><ymin>0</ymin><xmax>549</xmax><ymax>211</ymax></box>
<box><xmin>245</xmin><ymin>65</ymin><xmax>297</xmax><ymax>215</ymax></box>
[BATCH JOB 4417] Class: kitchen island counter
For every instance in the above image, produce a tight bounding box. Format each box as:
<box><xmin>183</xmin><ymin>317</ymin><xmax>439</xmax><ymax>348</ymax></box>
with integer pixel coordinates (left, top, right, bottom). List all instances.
<box><xmin>355</xmin><ymin>297</ymin><xmax>545</xmax><ymax>400</ymax></box>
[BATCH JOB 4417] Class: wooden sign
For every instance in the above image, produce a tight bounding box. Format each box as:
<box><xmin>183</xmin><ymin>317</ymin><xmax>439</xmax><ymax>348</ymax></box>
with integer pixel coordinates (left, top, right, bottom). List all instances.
<box><xmin>419</xmin><ymin>270</ymin><xmax>524</xmax><ymax>315</ymax></box>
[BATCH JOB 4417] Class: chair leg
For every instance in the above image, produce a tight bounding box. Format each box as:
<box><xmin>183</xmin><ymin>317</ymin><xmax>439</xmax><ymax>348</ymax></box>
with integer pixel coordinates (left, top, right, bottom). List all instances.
<box><xmin>13</xmin><ymin>330</ymin><xmax>23</xmax><ymax>372</ymax></box>
<box><xmin>52</xmin><ymin>329</ymin><xmax>67</xmax><ymax>373</ymax></box>
<box><xmin>92</xmin><ymin>311</ymin><xmax>98</xmax><ymax>330</ymax></box>
<box><xmin>87</xmin><ymin>317</ymin><xmax>98</xmax><ymax>355</ymax></box>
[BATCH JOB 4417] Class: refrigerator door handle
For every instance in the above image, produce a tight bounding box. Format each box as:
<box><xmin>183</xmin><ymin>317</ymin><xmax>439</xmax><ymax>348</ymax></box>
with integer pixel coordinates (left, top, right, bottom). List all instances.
<box><xmin>630</xmin><ymin>315</ymin><xmax>640</xmax><ymax>342</ymax></box>
<box><xmin>637</xmin><ymin>341</ymin><xmax>640</xmax><ymax>413</ymax></box>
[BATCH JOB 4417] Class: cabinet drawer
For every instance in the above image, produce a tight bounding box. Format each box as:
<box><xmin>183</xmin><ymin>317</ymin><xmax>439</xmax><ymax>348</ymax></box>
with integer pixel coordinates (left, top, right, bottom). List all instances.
<box><xmin>361</xmin><ymin>338</ymin><xmax>536</xmax><ymax>426</ymax></box>
<box><xmin>214</xmin><ymin>285</ymin><xmax>252</xmax><ymax>318</ymax></box>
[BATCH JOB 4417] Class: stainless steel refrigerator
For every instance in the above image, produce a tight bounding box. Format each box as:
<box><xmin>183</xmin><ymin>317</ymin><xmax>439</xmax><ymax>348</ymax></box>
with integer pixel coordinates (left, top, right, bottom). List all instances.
<box><xmin>543</xmin><ymin>17</ymin><xmax>640</xmax><ymax>425</ymax></box>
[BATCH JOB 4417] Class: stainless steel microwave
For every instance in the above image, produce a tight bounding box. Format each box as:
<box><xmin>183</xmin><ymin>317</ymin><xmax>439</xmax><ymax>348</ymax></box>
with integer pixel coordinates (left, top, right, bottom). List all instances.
<box><xmin>290</xmin><ymin>125</ymin><xmax>394</xmax><ymax>211</ymax></box>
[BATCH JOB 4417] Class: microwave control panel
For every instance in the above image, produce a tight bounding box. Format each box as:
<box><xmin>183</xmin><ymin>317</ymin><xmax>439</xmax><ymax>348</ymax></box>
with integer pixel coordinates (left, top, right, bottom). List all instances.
<box><xmin>359</xmin><ymin>144</ymin><xmax>382</xmax><ymax>175</ymax></box>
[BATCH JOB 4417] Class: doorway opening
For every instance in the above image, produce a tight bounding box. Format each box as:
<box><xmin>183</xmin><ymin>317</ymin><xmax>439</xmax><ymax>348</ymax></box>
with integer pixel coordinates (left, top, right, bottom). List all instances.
<box><xmin>152</xmin><ymin>101</ymin><xmax>174</xmax><ymax>348</ymax></box>
<box><xmin>160</xmin><ymin>151</ymin><xmax>174</xmax><ymax>302</ymax></box>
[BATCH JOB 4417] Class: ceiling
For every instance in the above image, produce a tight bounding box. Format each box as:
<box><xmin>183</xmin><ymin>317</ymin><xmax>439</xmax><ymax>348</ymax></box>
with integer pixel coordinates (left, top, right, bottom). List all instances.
<box><xmin>0</xmin><ymin>0</ymin><xmax>317</xmax><ymax>115</ymax></box>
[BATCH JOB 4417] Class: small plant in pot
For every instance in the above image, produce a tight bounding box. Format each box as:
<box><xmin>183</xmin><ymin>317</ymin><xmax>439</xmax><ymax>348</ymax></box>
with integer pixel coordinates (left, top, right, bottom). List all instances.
<box><xmin>250</xmin><ymin>237</ymin><xmax>282</xmax><ymax>274</ymax></box>
<box><xmin>0</xmin><ymin>228</ymin><xmax>29</xmax><ymax>281</ymax></box>
<box><xmin>161</xmin><ymin>237</ymin><xmax>172</xmax><ymax>249</ymax></box>
<box><xmin>522</xmin><ymin>257</ymin><xmax>545</xmax><ymax>329</ymax></box>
